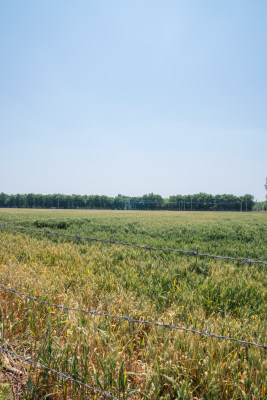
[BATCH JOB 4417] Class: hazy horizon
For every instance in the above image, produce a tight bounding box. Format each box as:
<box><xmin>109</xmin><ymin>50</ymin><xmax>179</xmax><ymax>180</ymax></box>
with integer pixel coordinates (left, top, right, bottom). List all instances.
<box><xmin>0</xmin><ymin>190</ymin><xmax>261</xmax><ymax>201</ymax></box>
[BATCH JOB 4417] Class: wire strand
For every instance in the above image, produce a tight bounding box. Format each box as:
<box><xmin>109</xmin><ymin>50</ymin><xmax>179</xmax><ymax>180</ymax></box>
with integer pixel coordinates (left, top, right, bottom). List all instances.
<box><xmin>0</xmin><ymin>346</ymin><xmax>118</xmax><ymax>399</ymax></box>
<box><xmin>1</xmin><ymin>285</ymin><xmax>266</xmax><ymax>349</ymax></box>
<box><xmin>0</xmin><ymin>225</ymin><xmax>266</xmax><ymax>265</ymax></box>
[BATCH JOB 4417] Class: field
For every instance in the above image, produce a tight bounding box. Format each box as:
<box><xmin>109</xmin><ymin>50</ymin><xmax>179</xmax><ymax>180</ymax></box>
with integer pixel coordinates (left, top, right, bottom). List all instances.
<box><xmin>0</xmin><ymin>209</ymin><xmax>266</xmax><ymax>399</ymax></box>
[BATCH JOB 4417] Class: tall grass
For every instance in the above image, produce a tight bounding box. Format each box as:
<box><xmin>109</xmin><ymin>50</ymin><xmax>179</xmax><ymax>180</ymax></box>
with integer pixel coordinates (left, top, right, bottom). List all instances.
<box><xmin>0</xmin><ymin>209</ymin><xmax>266</xmax><ymax>399</ymax></box>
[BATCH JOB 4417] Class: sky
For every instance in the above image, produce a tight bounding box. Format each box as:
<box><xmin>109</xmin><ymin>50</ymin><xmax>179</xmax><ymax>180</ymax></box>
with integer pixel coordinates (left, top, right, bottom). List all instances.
<box><xmin>0</xmin><ymin>1</ymin><xmax>266</xmax><ymax>201</ymax></box>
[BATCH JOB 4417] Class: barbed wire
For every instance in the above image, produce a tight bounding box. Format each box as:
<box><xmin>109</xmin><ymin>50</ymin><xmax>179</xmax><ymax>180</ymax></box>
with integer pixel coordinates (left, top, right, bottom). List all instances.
<box><xmin>0</xmin><ymin>346</ymin><xmax>118</xmax><ymax>399</ymax></box>
<box><xmin>0</xmin><ymin>285</ymin><xmax>266</xmax><ymax>349</ymax></box>
<box><xmin>0</xmin><ymin>224</ymin><xmax>266</xmax><ymax>266</ymax></box>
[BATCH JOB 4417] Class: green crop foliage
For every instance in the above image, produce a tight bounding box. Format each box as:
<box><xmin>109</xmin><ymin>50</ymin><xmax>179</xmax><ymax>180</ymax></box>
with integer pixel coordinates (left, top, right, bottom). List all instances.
<box><xmin>0</xmin><ymin>209</ymin><xmax>266</xmax><ymax>399</ymax></box>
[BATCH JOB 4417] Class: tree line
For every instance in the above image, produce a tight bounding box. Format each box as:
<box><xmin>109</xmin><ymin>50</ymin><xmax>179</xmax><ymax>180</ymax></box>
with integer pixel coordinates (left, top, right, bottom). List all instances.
<box><xmin>253</xmin><ymin>201</ymin><xmax>267</xmax><ymax>211</ymax></box>
<box><xmin>0</xmin><ymin>192</ymin><xmax>255</xmax><ymax>211</ymax></box>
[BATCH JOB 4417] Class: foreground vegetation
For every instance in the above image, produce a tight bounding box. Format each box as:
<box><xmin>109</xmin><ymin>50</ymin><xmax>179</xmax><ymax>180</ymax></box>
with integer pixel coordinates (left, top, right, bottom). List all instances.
<box><xmin>0</xmin><ymin>209</ymin><xmax>266</xmax><ymax>399</ymax></box>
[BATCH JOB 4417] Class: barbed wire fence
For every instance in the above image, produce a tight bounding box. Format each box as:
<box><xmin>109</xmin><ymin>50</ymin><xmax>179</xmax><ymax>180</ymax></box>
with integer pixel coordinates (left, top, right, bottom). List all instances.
<box><xmin>0</xmin><ymin>223</ymin><xmax>266</xmax><ymax>398</ymax></box>
<box><xmin>0</xmin><ymin>285</ymin><xmax>266</xmax><ymax>350</ymax></box>
<box><xmin>1</xmin><ymin>225</ymin><xmax>267</xmax><ymax>266</ymax></box>
<box><xmin>0</xmin><ymin>346</ymin><xmax>118</xmax><ymax>399</ymax></box>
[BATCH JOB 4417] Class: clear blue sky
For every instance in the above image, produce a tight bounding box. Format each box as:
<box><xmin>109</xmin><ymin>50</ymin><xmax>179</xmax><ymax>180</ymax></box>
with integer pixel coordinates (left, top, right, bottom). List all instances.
<box><xmin>1</xmin><ymin>1</ymin><xmax>266</xmax><ymax>200</ymax></box>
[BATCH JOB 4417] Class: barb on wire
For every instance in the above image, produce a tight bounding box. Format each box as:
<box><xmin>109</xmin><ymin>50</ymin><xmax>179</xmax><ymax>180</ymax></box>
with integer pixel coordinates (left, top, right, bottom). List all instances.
<box><xmin>0</xmin><ymin>225</ymin><xmax>267</xmax><ymax>266</ymax></box>
<box><xmin>0</xmin><ymin>346</ymin><xmax>118</xmax><ymax>399</ymax></box>
<box><xmin>0</xmin><ymin>285</ymin><xmax>266</xmax><ymax>350</ymax></box>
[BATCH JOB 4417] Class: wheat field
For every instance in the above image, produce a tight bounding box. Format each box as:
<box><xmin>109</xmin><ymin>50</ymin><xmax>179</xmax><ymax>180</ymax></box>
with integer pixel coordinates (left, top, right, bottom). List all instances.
<box><xmin>0</xmin><ymin>209</ymin><xmax>266</xmax><ymax>399</ymax></box>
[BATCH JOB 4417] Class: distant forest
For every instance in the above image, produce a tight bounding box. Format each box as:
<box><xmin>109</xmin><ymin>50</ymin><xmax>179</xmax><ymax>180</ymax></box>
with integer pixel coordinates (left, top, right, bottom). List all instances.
<box><xmin>0</xmin><ymin>192</ymin><xmax>256</xmax><ymax>211</ymax></box>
